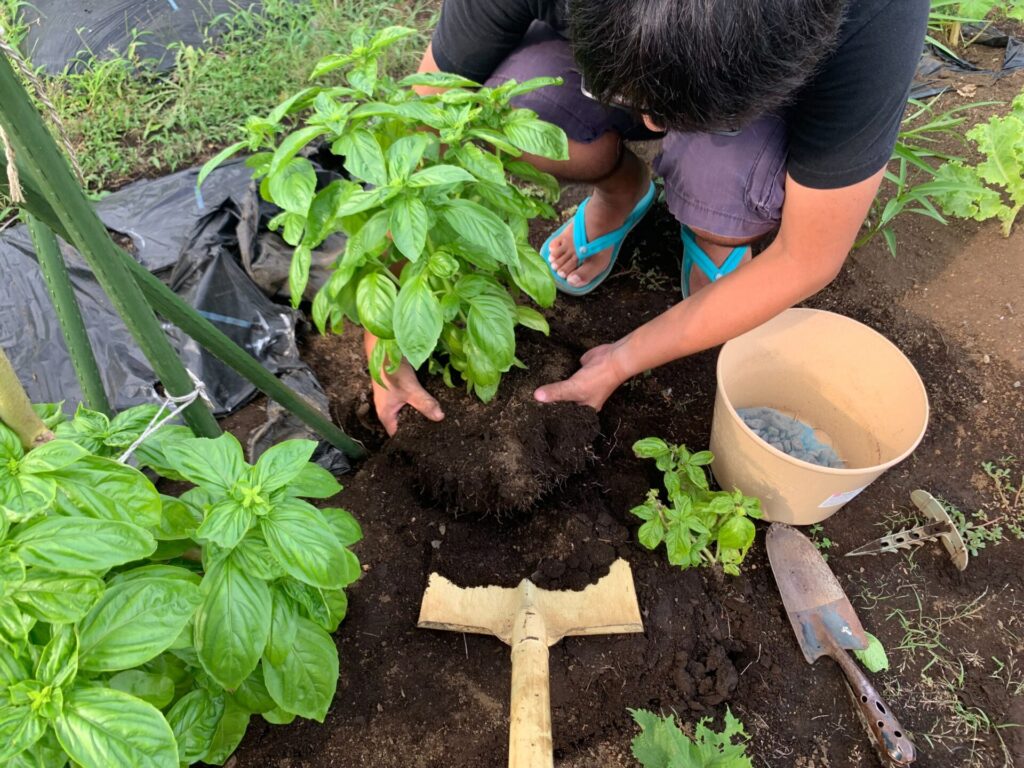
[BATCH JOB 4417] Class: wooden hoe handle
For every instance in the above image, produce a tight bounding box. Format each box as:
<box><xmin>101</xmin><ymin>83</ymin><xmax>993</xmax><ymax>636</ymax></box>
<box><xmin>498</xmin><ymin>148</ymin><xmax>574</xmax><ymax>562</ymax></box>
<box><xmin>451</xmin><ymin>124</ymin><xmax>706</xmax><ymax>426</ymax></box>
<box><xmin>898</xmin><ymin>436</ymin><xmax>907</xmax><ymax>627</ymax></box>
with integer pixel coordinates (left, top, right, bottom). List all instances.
<box><xmin>508</xmin><ymin>605</ymin><xmax>553</xmax><ymax>768</ymax></box>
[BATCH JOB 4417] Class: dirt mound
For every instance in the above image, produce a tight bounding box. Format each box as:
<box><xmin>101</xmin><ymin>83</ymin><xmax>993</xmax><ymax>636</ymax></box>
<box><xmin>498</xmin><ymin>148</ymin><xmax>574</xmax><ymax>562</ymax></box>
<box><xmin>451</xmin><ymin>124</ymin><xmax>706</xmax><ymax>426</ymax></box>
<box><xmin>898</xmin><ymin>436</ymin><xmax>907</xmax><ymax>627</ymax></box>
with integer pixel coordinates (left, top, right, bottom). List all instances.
<box><xmin>386</xmin><ymin>338</ymin><xmax>600</xmax><ymax>517</ymax></box>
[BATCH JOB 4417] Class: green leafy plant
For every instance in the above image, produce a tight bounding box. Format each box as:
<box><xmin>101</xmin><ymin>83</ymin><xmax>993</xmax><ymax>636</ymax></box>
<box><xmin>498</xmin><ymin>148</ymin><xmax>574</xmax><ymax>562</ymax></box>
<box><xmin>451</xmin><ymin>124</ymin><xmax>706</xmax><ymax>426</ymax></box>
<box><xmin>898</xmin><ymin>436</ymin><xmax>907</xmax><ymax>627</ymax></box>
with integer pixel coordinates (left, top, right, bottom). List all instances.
<box><xmin>631</xmin><ymin>438</ymin><xmax>763</xmax><ymax>576</ymax></box>
<box><xmin>855</xmin><ymin>98</ymin><xmax>996</xmax><ymax>256</ymax></box>
<box><xmin>203</xmin><ymin>26</ymin><xmax>568</xmax><ymax>402</ymax></box>
<box><xmin>927</xmin><ymin>92</ymin><xmax>1024</xmax><ymax>237</ymax></box>
<box><xmin>808</xmin><ymin>523</ymin><xmax>836</xmax><ymax>561</ymax></box>
<box><xmin>0</xmin><ymin>403</ymin><xmax>361</xmax><ymax>767</ymax></box>
<box><xmin>629</xmin><ymin>707</ymin><xmax>753</xmax><ymax>768</ymax></box>
<box><xmin>853</xmin><ymin>631</ymin><xmax>891</xmax><ymax>673</ymax></box>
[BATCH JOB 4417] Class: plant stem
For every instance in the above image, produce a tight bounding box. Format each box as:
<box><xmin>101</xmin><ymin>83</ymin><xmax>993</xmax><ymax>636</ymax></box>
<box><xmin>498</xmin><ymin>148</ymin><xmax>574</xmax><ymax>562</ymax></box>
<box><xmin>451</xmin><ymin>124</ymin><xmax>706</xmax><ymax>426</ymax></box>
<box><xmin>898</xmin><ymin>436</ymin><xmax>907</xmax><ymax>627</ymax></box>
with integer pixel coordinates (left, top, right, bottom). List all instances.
<box><xmin>0</xmin><ymin>53</ymin><xmax>220</xmax><ymax>437</ymax></box>
<box><xmin>26</xmin><ymin>213</ymin><xmax>112</xmax><ymax>415</ymax></box>
<box><xmin>0</xmin><ymin>345</ymin><xmax>52</xmax><ymax>449</ymax></box>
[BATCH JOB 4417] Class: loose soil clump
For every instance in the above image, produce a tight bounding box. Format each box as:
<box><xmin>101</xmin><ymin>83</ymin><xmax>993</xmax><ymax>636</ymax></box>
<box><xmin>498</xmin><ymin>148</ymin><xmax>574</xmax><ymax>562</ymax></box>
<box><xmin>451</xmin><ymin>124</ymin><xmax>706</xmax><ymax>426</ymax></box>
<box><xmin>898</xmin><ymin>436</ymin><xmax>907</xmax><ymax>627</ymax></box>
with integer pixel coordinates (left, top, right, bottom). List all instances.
<box><xmin>386</xmin><ymin>338</ymin><xmax>600</xmax><ymax>517</ymax></box>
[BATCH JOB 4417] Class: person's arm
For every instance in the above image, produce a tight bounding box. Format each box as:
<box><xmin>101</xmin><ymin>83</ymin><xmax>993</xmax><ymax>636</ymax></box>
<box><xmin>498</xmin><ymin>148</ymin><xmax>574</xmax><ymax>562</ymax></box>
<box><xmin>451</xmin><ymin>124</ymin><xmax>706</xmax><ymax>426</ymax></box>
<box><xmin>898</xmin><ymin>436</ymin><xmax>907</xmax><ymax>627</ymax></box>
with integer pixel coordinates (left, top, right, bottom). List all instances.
<box><xmin>533</xmin><ymin>168</ymin><xmax>886</xmax><ymax>409</ymax></box>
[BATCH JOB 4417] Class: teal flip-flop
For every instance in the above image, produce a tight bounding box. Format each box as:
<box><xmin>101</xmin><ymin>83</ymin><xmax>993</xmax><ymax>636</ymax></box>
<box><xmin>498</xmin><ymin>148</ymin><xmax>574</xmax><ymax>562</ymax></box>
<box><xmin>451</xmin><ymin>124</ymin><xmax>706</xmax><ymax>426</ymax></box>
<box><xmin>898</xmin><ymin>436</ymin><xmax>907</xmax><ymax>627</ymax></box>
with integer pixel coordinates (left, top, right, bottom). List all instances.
<box><xmin>680</xmin><ymin>225</ymin><xmax>748</xmax><ymax>298</ymax></box>
<box><xmin>541</xmin><ymin>181</ymin><xmax>657</xmax><ymax>297</ymax></box>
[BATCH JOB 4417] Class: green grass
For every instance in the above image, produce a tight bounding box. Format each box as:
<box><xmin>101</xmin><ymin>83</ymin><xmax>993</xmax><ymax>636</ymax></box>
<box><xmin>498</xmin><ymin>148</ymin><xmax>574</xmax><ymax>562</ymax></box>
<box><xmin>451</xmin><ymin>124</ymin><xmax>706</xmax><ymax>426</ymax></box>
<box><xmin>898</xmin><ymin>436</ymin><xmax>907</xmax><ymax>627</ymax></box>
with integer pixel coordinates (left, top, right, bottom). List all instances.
<box><xmin>0</xmin><ymin>0</ymin><xmax>435</xmax><ymax>194</ymax></box>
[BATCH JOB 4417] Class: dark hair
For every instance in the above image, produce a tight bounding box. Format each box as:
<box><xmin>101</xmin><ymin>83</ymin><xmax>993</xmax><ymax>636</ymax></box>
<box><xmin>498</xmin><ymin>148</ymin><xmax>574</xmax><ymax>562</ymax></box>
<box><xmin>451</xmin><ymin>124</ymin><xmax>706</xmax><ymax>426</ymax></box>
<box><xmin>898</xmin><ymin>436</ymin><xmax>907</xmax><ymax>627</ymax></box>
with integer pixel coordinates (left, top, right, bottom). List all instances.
<box><xmin>570</xmin><ymin>0</ymin><xmax>848</xmax><ymax>132</ymax></box>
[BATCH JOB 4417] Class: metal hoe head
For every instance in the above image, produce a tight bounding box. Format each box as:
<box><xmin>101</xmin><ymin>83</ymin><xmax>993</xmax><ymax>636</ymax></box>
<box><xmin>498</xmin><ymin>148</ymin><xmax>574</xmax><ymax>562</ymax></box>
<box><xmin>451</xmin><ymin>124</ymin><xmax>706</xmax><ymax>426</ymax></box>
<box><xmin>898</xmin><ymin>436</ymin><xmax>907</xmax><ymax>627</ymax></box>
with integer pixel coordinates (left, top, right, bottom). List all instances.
<box><xmin>417</xmin><ymin>558</ymin><xmax>643</xmax><ymax>645</ymax></box>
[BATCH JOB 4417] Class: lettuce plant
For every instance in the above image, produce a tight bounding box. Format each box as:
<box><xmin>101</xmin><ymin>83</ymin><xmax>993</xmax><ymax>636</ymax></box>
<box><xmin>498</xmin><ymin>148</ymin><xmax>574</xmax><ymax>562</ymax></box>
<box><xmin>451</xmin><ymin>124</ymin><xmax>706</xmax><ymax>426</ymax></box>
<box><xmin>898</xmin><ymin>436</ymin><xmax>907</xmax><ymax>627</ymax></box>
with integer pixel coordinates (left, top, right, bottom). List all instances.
<box><xmin>0</xmin><ymin>404</ymin><xmax>361</xmax><ymax>767</ymax></box>
<box><xmin>203</xmin><ymin>26</ymin><xmax>569</xmax><ymax>402</ymax></box>
<box><xmin>629</xmin><ymin>707</ymin><xmax>753</xmax><ymax>768</ymax></box>
<box><xmin>631</xmin><ymin>438</ymin><xmax>762</xmax><ymax>576</ymax></box>
<box><xmin>928</xmin><ymin>91</ymin><xmax>1024</xmax><ymax>237</ymax></box>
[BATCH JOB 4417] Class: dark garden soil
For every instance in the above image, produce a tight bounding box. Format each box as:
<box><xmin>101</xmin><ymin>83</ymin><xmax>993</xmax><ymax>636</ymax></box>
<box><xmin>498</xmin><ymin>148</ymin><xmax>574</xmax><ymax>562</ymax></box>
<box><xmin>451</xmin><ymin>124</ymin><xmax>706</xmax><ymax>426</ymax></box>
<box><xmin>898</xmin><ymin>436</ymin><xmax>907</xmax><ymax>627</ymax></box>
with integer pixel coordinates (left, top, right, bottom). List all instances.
<box><xmin>230</xmin><ymin>79</ymin><xmax>1024</xmax><ymax>768</ymax></box>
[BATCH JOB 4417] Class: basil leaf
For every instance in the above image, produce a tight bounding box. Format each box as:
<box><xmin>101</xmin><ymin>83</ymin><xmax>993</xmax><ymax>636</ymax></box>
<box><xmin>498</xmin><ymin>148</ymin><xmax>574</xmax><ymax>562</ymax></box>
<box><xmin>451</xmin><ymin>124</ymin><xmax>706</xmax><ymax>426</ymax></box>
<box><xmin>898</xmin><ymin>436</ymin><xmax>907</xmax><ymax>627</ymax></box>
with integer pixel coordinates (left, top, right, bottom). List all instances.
<box><xmin>265</xmin><ymin>589</ymin><xmax>299</xmax><ymax>667</ymax></box>
<box><xmin>0</xmin><ymin>645</ymin><xmax>29</xmax><ymax>686</ymax></box>
<box><xmin>633</xmin><ymin>438</ymin><xmax>671</xmax><ymax>459</ymax></box>
<box><xmin>286</xmin><ymin>463</ymin><xmax>342</xmax><ymax>499</ymax></box>
<box><xmin>386</xmin><ymin>133</ymin><xmax>433</xmax><ymax>180</ymax></box>
<box><xmin>503</xmin><ymin>109</ymin><xmax>569</xmax><ymax>160</ymax></box>
<box><xmin>267</xmin><ymin>156</ymin><xmax>317</xmax><ymax>214</ymax></box>
<box><xmin>0</xmin><ymin>705</ymin><xmax>46</xmax><ymax>762</ymax></box>
<box><xmin>18</xmin><ymin>439</ymin><xmax>87</xmax><ymax>473</ymax></box>
<box><xmin>109</xmin><ymin>671</ymin><xmax>176</xmax><ymax>709</ymax></box>
<box><xmin>163</xmin><ymin>433</ymin><xmax>245</xmax><ymax>493</ymax></box>
<box><xmin>153</xmin><ymin>495</ymin><xmax>202</xmax><ymax>541</ymax></box>
<box><xmin>0</xmin><ymin>601</ymin><xmax>34</xmax><ymax>643</ymax></box>
<box><xmin>261</xmin><ymin>499</ymin><xmax>357</xmax><ymax>590</ymax></box>
<box><xmin>54</xmin><ymin>687</ymin><xmax>178</xmax><ymax>768</ymax></box>
<box><xmin>335</xmin><ymin>129</ymin><xmax>387</xmax><ymax>186</ymax></box>
<box><xmin>509</xmin><ymin>244</ymin><xmax>556</xmax><ymax>308</ymax></box>
<box><xmin>42</xmin><ymin>456</ymin><xmax>161</xmax><ymax>528</ymax></box>
<box><xmin>442</xmin><ymin>199</ymin><xmax>518</xmax><ymax>268</ymax></box>
<box><xmin>195</xmin><ymin>557</ymin><xmax>271</xmax><ymax>689</ymax></box>
<box><xmin>234</xmin><ymin>669</ymin><xmax>276</xmax><ymax>714</ymax></box>
<box><xmin>14</xmin><ymin>518</ymin><xmax>155</xmax><ymax>572</ymax></box>
<box><xmin>388</xmin><ymin>194</ymin><xmax>429</xmax><ymax>261</ymax></box>
<box><xmin>78</xmin><ymin>579</ymin><xmax>202</xmax><ymax>672</ymax></box>
<box><xmin>231</xmin><ymin>532</ymin><xmax>287</xmax><ymax>581</ymax></box>
<box><xmin>166</xmin><ymin>688</ymin><xmax>225</xmax><ymax>764</ymax></box>
<box><xmin>201</xmin><ymin>696</ymin><xmax>250</xmax><ymax>765</ymax></box>
<box><xmin>35</xmin><ymin>623</ymin><xmax>77</xmax><ymax>688</ymax></box>
<box><xmin>289</xmin><ymin>244</ymin><xmax>312</xmax><ymax>308</ymax></box>
<box><xmin>717</xmin><ymin>516</ymin><xmax>756</xmax><ymax>551</ymax></box>
<box><xmin>321</xmin><ymin>507</ymin><xmax>363</xmax><ymax>546</ymax></box>
<box><xmin>196</xmin><ymin>499</ymin><xmax>254</xmax><ymax>549</ymax></box>
<box><xmin>468</xmin><ymin>293</ymin><xmax>516</xmax><ymax>371</ymax></box>
<box><xmin>15</xmin><ymin>572</ymin><xmax>104</xmax><ymax>623</ymax></box>
<box><xmin>407</xmin><ymin>164</ymin><xmax>475</xmax><ymax>188</ymax></box>
<box><xmin>449</xmin><ymin>144</ymin><xmax>506</xmax><ymax>184</ymax></box>
<box><xmin>514</xmin><ymin>306</ymin><xmax>550</xmax><ymax>335</ymax></box>
<box><xmin>263</xmin><ymin>616</ymin><xmax>339</xmax><ymax>722</ymax></box>
<box><xmin>253</xmin><ymin>440</ymin><xmax>317</xmax><ymax>494</ymax></box>
<box><xmin>394</xmin><ymin>273</ymin><xmax>443</xmax><ymax>369</ymax></box>
<box><xmin>355</xmin><ymin>272</ymin><xmax>397</xmax><ymax>339</ymax></box>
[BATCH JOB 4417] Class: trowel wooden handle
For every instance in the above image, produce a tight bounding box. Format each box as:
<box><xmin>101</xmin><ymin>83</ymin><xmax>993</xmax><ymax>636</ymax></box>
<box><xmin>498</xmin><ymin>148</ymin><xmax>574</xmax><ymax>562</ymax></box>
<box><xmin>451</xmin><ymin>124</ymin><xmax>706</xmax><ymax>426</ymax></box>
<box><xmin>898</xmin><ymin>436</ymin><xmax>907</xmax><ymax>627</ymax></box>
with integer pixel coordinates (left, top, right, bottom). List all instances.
<box><xmin>508</xmin><ymin>612</ymin><xmax>553</xmax><ymax>768</ymax></box>
<box><xmin>828</xmin><ymin>643</ymin><xmax>916</xmax><ymax>765</ymax></box>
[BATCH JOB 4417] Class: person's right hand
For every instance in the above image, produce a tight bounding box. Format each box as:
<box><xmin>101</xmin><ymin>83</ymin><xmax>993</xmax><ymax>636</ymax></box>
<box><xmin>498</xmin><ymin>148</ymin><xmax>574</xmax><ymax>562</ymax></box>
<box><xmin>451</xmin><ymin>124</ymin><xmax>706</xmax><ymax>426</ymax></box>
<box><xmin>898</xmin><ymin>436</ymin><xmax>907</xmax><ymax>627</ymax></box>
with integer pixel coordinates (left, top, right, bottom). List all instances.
<box><xmin>365</xmin><ymin>332</ymin><xmax>444</xmax><ymax>435</ymax></box>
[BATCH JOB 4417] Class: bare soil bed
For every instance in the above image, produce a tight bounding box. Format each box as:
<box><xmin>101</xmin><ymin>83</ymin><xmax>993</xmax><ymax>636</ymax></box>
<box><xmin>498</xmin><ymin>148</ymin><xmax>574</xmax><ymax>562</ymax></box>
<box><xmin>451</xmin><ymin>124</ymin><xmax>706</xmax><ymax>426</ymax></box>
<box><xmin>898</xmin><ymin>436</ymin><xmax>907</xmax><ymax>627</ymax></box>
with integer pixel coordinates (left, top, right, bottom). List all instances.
<box><xmin>230</xmin><ymin>75</ymin><xmax>1024</xmax><ymax>768</ymax></box>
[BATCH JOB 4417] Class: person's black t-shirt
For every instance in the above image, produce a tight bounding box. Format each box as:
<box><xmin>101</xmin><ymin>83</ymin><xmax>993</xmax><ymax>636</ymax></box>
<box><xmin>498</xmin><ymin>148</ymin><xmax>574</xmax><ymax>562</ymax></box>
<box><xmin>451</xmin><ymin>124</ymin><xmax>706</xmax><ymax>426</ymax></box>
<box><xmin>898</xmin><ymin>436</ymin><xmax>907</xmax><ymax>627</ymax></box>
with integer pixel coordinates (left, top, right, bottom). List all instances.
<box><xmin>431</xmin><ymin>0</ymin><xmax>930</xmax><ymax>190</ymax></box>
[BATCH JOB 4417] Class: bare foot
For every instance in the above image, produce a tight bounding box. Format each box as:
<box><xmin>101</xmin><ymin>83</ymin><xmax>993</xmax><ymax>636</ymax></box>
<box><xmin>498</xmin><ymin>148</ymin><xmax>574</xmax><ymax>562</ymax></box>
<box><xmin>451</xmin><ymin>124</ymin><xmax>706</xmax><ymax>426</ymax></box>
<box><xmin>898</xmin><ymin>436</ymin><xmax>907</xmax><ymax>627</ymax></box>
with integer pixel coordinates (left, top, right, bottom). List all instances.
<box><xmin>547</xmin><ymin>152</ymin><xmax>651</xmax><ymax>290</ymax></box>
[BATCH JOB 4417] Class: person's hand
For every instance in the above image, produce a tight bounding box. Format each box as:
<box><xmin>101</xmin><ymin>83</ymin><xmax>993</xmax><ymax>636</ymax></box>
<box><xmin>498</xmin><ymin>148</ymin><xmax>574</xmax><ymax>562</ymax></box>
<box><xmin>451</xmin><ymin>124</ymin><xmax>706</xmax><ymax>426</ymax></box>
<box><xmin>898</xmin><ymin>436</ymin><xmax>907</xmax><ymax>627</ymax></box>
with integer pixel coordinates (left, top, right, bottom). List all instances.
<box><xmin>371</xmin><ymin>359</ymin><xmax>445</xmax><ymax>435</ymax></box>
<box><xmin>365</xmin><ymin>332</ymin><xmax>444</xmax><ymax>435</ymax></box>
<box><xmin>533</xmin><ymin>339</ymin><xmax>631</xmax><ymax>411</ymax></box>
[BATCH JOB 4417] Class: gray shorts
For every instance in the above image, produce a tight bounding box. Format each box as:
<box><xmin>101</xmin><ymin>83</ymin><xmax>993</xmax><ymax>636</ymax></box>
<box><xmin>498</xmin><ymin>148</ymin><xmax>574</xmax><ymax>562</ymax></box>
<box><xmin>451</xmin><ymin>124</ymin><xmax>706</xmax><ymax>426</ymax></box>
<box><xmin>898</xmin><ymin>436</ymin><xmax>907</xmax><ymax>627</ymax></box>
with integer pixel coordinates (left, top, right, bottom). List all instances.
<box><xmin>484</xmin><ymin>24</ymin><xmax>788</xmax><ymax>239</ymax></box>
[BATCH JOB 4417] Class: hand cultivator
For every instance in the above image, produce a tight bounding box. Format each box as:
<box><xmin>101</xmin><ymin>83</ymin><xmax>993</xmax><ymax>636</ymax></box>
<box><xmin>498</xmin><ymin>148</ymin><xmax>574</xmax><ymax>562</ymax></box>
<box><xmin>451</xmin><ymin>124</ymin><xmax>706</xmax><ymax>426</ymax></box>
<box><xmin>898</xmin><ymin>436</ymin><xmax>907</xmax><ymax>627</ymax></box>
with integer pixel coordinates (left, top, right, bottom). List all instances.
<box><xmin>845</xmin><ymin>490</ymin><xmax>969</xmax><ymax>571</ymax></box>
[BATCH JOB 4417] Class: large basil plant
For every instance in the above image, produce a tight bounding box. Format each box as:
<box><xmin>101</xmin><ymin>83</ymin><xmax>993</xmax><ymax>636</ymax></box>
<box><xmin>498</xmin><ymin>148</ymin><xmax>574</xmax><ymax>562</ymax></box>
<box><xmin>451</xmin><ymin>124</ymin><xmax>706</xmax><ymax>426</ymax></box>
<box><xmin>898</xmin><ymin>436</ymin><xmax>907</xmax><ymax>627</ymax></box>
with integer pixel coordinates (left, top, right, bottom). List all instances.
<box><xmin>203</xmin><ymin>26</ymin><xmax>569</xmax><ymax>402</ymax></box>
<box><xmin>0</xmin><ymin>404</ymin><xmax>360</xmax><ymax>767</ymax></box>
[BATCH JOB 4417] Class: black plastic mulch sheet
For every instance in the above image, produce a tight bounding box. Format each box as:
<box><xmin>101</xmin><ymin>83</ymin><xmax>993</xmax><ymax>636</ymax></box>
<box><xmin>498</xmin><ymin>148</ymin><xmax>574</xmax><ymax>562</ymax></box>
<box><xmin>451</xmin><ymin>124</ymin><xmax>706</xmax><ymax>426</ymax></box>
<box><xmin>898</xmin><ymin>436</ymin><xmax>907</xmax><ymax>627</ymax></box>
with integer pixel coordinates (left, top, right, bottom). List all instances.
<box><xmin>20</xmin><ymin>0</ymin><xmax>272</xmax><ymax>74</ymax></box>
<box><xmin>911</xmin><ymin>23</ymin><xmax>1024</xmax><ymax>99</ymax></box>
<box><xmin>2</xmin><ymin>160</ymin><xmax>307</xmax><ymax>415</ymax></box>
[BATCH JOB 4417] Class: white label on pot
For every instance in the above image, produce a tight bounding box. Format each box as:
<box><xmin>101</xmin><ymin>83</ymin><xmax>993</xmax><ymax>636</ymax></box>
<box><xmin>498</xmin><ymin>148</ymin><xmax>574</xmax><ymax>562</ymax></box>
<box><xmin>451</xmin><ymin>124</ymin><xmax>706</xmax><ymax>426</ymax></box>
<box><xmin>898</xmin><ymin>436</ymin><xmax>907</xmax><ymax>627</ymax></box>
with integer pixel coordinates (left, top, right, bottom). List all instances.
<box><xmin>819</xmin><ymin>486</ymin><xmax>868</xmax><ymax>508</ymax></box>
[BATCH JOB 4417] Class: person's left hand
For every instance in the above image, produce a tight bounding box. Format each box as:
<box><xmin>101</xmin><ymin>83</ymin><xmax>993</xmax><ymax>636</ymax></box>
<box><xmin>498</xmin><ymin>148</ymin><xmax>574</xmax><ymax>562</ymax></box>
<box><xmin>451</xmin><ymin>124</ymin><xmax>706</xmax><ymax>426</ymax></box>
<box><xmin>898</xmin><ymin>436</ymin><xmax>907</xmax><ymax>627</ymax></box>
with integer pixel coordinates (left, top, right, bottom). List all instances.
<box><xmin>533</xmin><ymin>340</ymin><xmax>630</xmax><ymax>410</ymax></box>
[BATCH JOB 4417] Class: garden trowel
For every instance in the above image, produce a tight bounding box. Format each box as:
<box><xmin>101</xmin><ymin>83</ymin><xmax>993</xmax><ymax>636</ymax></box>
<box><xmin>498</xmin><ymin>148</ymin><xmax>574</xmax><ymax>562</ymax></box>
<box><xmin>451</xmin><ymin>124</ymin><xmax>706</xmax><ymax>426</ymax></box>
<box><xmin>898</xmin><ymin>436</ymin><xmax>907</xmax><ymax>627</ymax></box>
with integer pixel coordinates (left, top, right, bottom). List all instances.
<box><xmin>417</xmin><ymin>558</ymin><xmax>643</xmax><ymax>768</ymax></box>
<box><xmin>767</xmin><ymin>523</ymin><xmax>917</xmax><ymax>766</ymax></box>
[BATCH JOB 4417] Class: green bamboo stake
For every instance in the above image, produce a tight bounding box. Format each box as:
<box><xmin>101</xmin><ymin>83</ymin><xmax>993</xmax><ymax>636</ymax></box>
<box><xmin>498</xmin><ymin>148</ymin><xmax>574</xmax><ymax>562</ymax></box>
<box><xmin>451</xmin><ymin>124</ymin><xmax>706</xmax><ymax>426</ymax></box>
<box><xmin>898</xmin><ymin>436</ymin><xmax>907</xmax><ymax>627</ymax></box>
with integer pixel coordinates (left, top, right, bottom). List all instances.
<box><xmin>0</xmin><ymin>52</ymin><xmax>220</xmax><ymax>437</ymax></box>
<box><xmin>0</xmin><ymin>345</ymin><xmax>52</xmax><ymax>449</ymax></box>
<box><xmin>26</xmin><ymin>213</ymin><xmax>112</xmax><ymax>415</ymax></box>
<box><xmin>121</xmin><ymin>254</ymin><xmax>367</xmax><ymax>459</ymax></box>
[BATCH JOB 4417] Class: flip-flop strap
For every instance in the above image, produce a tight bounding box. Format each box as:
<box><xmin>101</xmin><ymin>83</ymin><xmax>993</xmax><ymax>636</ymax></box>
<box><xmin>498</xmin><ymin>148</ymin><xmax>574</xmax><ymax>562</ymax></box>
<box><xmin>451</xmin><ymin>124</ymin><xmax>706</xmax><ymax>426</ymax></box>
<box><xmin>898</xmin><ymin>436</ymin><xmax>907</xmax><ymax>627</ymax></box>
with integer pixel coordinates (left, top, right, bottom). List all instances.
<box><xmin>573</xmin><ymin>182</ymin><xmax>656</xmax><ymax>263</ymax></box>
<box><xmin>681</xmin><ymin>226</ymin><xmax>747</xmax><ymax>285</ymax></box>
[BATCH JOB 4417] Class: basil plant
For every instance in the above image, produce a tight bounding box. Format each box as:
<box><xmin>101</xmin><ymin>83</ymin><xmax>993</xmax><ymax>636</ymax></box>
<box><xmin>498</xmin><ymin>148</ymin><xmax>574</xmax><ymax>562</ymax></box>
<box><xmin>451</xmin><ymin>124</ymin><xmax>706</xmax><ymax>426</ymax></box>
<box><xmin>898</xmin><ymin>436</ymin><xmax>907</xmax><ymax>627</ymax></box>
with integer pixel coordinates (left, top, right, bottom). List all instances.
<box><xmin>203</xmin><ymin>26</ymin><xmax>569</xmax><ymax>402</ymax></box>
<box><xmin>0</xmin><ymin>404</ymin><xmax>361</xmax><ymax>767</ymax></box>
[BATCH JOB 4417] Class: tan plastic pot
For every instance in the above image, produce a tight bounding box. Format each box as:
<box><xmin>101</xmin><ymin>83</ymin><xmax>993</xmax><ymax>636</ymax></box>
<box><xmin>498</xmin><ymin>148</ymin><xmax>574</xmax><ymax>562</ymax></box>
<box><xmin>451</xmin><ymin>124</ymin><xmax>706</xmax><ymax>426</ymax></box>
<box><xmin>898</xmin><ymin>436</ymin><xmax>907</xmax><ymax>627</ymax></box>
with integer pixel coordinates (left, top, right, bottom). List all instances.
<box><xmin>709</xmin><ymin>308</ymin><xmax>929</xmax><ymax>525</ymax></box>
